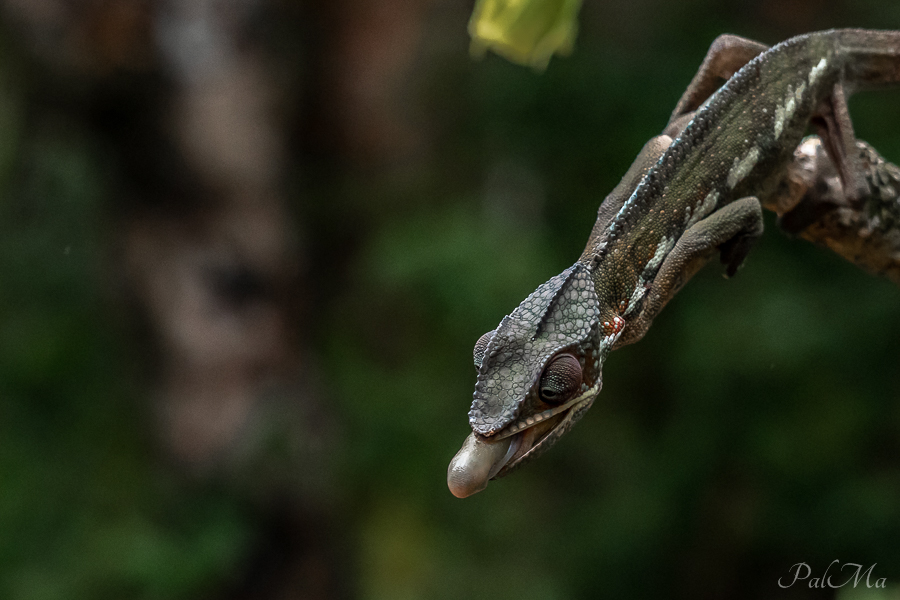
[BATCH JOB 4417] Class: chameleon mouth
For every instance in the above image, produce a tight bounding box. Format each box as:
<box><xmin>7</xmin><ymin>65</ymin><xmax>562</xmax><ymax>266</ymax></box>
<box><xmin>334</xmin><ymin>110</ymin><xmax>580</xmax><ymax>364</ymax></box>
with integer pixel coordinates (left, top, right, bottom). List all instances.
<box><xmin>491</xmin><ymin>384</ymin><xmax>598</xmax><ymax>478</ymax></box>
<box><xmin>492</xmin><ymin>388</ymin><xmax>595</xmax><ymax>441</ymax></box>
<box><xmin>447</xmin><ymin>384</ymin><xmax>598</xmax><ymax>498</ymax></box>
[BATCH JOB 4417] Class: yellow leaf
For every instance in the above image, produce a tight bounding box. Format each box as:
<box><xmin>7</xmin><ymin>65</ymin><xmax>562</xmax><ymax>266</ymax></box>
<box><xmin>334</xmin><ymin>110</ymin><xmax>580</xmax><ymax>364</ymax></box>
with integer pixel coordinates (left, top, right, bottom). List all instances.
<box><xmin>468</xmin><ymin>0</ymin><xmax>582</xmax><ymax>70</ymax></box>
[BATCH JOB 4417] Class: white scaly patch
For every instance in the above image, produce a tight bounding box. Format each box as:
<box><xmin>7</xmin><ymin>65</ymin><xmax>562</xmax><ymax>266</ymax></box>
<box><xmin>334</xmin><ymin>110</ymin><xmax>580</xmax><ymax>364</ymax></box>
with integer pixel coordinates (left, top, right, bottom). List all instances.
<box><xmin>775</xmin><ymin>85</ymin><xmax>794</xmax><ymax>139</ymax></box>
<box><xmin>682</xmin><ymin>205</ymin><xmax>693</xmax><ymax>228</ymax></box>
<box><xmin>727</xmin><ymin>146</ymin><xmax>761</xmax><ymax>189</ymax></box>
<box><xmin>774</xmin><ymin>80</ymin><xmax>807</xmax><ymax>140</ymax></box>
<box><xmin>624</xmin><ymin>236</ymin><xmax>674</xmax><ymax>316</ymax></box>
<box><xmin>599</xmin><ymin>328</ymin><xmax>624</xmax><ymax>355</ymax></box>
<box><xmin>783</xmin><ymin>94</ymin><xmax>798</xmax><ymax>121</ymax></box>
<box><xmin>624</xmin><ymin>284</ymin><xmax>646</xmax><ymax>317</ymax></box>
<box><xmin>774</xmin><ymin>103</ymin><xmax>786</xmax><ymax>138</ymax></box>
<box><xmin>808</xmin><ymin>57</ymin><xmax>828</xmax><ymax>86</ymax></box>
<box><xmin>644</xmin><ymin>235</ymin><xmax>673</xmax><ymax>274</ymax></box>
<box><xmin>686</xmin><ymin>189</ymin><xmax>720</xmax><ymax>229</ymax></box>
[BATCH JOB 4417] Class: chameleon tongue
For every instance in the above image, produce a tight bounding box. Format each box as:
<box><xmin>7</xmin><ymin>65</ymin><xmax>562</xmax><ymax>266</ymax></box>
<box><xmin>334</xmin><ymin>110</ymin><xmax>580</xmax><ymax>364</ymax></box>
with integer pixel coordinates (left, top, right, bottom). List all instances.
<box><xmin>447</xmin><ymin>433</ymin><xmax>516</xmax><ymax>498</ymax></box>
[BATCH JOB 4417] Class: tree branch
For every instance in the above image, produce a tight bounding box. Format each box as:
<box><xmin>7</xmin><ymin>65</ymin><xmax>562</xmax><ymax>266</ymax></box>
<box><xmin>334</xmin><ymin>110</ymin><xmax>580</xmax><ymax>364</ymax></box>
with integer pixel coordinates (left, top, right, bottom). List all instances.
<box><xmin>766</xmin><ymin>136</ymin><xmax>900</xmax><ymax>285</ymax></box>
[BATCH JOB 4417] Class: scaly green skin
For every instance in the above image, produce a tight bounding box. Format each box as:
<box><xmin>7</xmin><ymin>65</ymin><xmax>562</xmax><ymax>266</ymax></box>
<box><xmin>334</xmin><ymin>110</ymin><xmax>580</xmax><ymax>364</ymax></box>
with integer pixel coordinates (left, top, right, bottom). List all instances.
<box><xmin>585</xmin><ymin>30</ymin><xmax>899</xmax><ymax>338</ymax></box>
<box><xmin>448</xmin><ymin>29</ymin><xmax>900</xmax><ymax>498</ymax></box>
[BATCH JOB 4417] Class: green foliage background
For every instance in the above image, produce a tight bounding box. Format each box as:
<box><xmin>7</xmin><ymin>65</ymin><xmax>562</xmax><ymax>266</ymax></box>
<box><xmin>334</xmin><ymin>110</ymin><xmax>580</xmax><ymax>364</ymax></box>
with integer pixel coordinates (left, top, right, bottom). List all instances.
<box><xmin>2</xmin><ymin>0</ymin><xmax>900</xmax><ymax>599</ymax></box>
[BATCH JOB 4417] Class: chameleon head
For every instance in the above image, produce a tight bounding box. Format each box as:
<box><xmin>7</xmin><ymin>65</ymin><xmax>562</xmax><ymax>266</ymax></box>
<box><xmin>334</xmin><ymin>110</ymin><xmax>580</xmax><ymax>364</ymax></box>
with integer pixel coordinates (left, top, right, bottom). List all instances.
<box><xmin>448</xmin><ymin>263</ymin><xmax>614</xmax><ymax>498</ymax></box>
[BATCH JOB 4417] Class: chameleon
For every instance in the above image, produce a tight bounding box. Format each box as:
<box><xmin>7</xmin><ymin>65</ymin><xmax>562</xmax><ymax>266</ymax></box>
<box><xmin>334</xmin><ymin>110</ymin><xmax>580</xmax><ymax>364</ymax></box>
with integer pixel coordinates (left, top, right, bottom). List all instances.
<box><xmin>447</xmin><ymin>29</ymin><xmax>900</xmax><ymax>498</ymax></box>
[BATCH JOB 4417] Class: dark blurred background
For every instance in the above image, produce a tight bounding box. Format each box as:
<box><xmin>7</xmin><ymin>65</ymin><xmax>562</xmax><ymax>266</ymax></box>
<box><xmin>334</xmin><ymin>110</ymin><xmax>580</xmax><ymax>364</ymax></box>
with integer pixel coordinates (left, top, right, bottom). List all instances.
<box><xmin>1</xmin><ymin>1</ymin><xmax>899</xmax><ymax>599</ymax></box>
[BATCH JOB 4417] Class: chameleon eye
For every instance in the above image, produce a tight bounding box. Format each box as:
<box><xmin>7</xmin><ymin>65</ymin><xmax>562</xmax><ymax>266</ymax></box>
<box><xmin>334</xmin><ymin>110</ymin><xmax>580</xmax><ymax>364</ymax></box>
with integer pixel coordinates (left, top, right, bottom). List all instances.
<box><xmin>539</xmin><ymin>354</ymin><xmax>582</xmax><ymax>404</ymax></box>
<box><xmin>473</xmin><ymin>330</ymin><xmax>496</xmax><ymax>368</ymax></box>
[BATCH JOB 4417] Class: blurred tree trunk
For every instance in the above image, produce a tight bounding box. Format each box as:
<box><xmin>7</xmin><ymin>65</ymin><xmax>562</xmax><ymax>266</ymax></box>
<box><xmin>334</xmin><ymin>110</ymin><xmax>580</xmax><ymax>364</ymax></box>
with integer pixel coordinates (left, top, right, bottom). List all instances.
<box><xmin>0</xmin><ymin>0</ymin><xmax>435</xmax><ymax>597</ymax></box>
